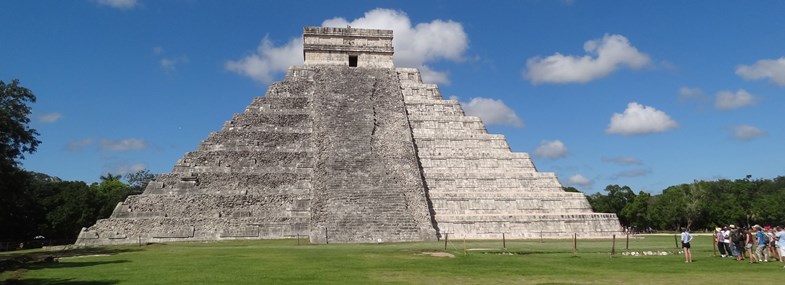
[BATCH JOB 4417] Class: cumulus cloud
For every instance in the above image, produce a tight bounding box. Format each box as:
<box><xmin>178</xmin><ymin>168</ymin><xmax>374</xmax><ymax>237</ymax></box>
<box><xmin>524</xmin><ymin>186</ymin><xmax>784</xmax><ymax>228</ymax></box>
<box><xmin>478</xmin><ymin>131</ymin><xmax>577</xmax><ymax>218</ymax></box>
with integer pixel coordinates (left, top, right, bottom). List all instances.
<box><xmin>39</xmin><ymin>112</ymin><xmax>63</xmax><ymax>123</ymax></box>
<box><xmin>611</xmin><ymin>168</ymin><xmax>652</xmax><ymax>179</ymax></box>
<box><xmin>715</xmin><ymin>89</ymin><xmax>756</xmax><ymax>110</ymax></box>
<box><xmin>567</xmin><ymin>174</ymin><xmax>593</xmax><ymax>187</ymax></box>
<box><xmin>729</xmin><ymin>125</ymin><xmax>767</xmax><ymax>141</ymax></box>
<box><xmin>458</xmin><ymin>97</ymin><xmax>524</xmax><ymax>127</ymax></box>
<box><xmin>534</xmin><ymin>140</ymin><xmax>568</xmax><ymax>159</ymax></box>
<box><xmin>225</xmin><ymin>36</ymin><xmax>304</xmax><ymax>84</ymax></box>
<box><xmin>418</xmin><ymin>65</ymin><xmax>450</xmax><ymax>85</ymax></box>
<box><xmin>678</xmin><ymin>87</ymin><xmax>708</xmax><ymax>102</ymax></box>
<box><xmin>323</xmin><ymin>9</ymin><xmax>468</xmax><ymax>67</ymax></box>
<box><xmin>735</xmin><ymin>57</ymin><xmax>785</xmax><ymax>86</ymax></box>
<box><xmin>99</xmin><ymin>139</ymin><xmax>147</xmax><ymax>151</ymax></box>
<box><xmin>606</xmin><ymin>102</ymin><xmax>679</xmax><ymax>136</ymax></box>
<box><xmin>602</xmin><ymin>156</ymin><xmax>642</xmax><ymax>165</ymax></box>
<box><xmin>226</xmin><ymin>9</ymin><xmax>469</xmax><ymax>84</ymax></box>
<box><xmin>95</xmin><ymin>0</ymin><xmax>137</xmax><ymax>9</ymax></box>
<box><xmin>525</xmin><ymin>34</ymin><xmax>651</xmax><ymax>84</ymax></box>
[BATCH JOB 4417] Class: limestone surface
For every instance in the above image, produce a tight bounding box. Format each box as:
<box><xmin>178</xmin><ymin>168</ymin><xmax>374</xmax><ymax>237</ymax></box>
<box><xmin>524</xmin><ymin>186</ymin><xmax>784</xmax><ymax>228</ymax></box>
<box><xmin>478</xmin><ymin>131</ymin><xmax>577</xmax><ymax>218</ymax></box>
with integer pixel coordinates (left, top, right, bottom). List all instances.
<box><xmin>76</xmin><ymin>26</ymin><xmax>620</xmax><ymax>246</ymax></box>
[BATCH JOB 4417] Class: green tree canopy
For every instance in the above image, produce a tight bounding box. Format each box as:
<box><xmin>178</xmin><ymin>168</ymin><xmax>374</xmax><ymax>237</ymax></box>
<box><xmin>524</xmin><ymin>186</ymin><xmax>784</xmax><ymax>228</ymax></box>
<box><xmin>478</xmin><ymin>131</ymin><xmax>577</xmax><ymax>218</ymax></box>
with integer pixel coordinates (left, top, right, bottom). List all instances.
<box><xmin>0</xmin><ymin>79</ymin><xmax>40</xmax><ymax>172</ymax></box>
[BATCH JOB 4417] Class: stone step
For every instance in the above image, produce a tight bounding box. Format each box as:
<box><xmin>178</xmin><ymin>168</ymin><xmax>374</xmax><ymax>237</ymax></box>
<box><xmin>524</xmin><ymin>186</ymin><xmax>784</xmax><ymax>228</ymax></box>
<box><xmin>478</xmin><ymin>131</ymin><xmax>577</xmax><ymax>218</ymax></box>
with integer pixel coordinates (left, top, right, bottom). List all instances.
<box><xmin>416</xmin><ymin>150</ymin><xmax>530</xmax><ymax>159</ymax></box>
<box><xmin>226</xmin><ymin>113</ymin><xmax>311</xmax><ymax>128</ymax></box>
<box><xmin>425</xmin><ymin>177</ymin><xmax>562</xmax><ymax>190</ymax></box>
<box><xmin>428</xmin><ymin>191</ymin><xmax>588</xmax><ymax>199</ymax></box>
<box><xmin>204</xmin><ymin>132</ymin><xmax>311</xmax><ymax>146</ymax></box>
<box><xmin>150</xmin><ymin>173</ymin><xmax>311</xmax><ymax>194</ymax></box>
<box><xmin>198</xmin><ymin>143</ymin><xmax>311</xmax><ymax>152</ymax></box>
<box><xmin>421</xmin><ymin>170</ymin><xmax>558</xmax><ymax>179</ymax></box>
<box><xmin>247</xmin><ymin>96</ymin><xmax>310</xmax><ymax>110</ymax></box>
<box><xmin>219</xmin><ymin>125</ymin><xmax>312</xmax><ymax>134</ymax></box>
<box><xmin>419</xmin><ymin>158</ymin><xmax>535</xmax><ymax>169</ymax></box>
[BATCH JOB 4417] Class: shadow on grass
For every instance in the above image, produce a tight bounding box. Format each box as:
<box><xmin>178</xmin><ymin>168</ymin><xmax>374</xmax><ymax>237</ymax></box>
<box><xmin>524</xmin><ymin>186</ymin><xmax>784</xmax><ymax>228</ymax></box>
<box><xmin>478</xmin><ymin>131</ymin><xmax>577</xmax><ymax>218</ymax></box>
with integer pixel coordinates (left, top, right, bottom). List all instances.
<box><xmin>2</xmin><ymin>277</ymin><xmax>120</xmax><ymax>285</ymax></box>
<box><xmin>1</xmin><ymin>247</ymin><xmax>138</xmax><ymax>273</ymax></box>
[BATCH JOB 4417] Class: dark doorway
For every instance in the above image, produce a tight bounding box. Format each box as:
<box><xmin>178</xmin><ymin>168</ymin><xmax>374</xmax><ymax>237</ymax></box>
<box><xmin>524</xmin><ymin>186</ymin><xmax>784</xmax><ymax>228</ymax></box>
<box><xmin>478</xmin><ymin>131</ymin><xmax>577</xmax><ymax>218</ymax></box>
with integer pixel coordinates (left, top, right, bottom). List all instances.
<box><xmin>349</xmin><ymin>55</ymin><xmax>358</xmax><ymax>67</ymax></box>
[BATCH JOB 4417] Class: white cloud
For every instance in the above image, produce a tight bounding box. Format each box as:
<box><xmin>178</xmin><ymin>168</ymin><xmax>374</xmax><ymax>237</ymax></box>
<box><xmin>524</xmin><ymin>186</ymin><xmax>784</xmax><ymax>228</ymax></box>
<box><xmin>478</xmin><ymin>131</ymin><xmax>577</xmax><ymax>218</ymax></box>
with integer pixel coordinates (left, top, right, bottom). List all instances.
<box><xmin>322</xmin><ymin>9</ymin><xmax>468</xmax><ymax>67</ymax></box>
<box><xmin>95</xmin><ymin>0</ymin><xmax>137</xmax><ymax>9</ymax></box>
<box><xmin>567</xmin><ymin>174</ymin><xmax>593</xmax><ymax>187</ymax></box>
<box><xmin>735</xmin><ymin>57</ymin><xmax>785</xmax><ymax>86</ymax></box>
<box><xmin>715</xmin><ymin>89</ymin><xmax>756</xmax><ymax>110</ymax></box>
<box><xmin>534</xmin><ymin>140</ymin><xmax>568</xmax><ymax>159</ymax></box>
<box><xmin>226</xmin><ymin>9</ymin><xmax>469</xmax><ymax>84</ymax></box>
<box><xmin>602</xmin><ymin>156</ymin><xmax>642</xmax><ymax>165</ymax></box>
<box><xmin>459</xmin><ymin>97</ymin><xmax>524</xmax><ymax>127</ymax></box>
<box><xmin>730</xmin><ymin>125</ymin><xmax>767</xmax><ymax>141</ymax></box>
<box><xmin>525</xmin><ymin>34</ymin><xmax>651</xmax><ymax>84</ymax></box>
<box><xmin>418</xmin><ymin>65</ymin><xmax>450</xmax><ymax>85</ymax></box>
<box><xmin>611</xmin><ymin>168</ymin><xmax>652</xmax><ymax>179</ymax></box>
<box><xmin>678</xmin><ymin>87</ymin><xmax>708</xmax><ymax>102</ymax></box>
<box><xmin>39</xmin><ymin>112</ymin><xmax>63</xmax><ymax>123</ymax></box>
<box><xmin>225</xmin><ymin>36</ymin><xmax>304</xmax><ymax>84</ymax></box>
<box><xmin>108</xmin><ymin>163</ymin><xmax>147</xmax><ymax>176</ymax></box>
<box><xmin>99</xmin><ymin>139</ymin><xmax>147</xmax><ymax>151</ymax></box>
<box><xmin>606</xmin><ymin>102</ymin><xmax>679</xmax><ymax>136</ymax></box>
<box><xmin>160</xmin><ymin>56</ymin><xmax>189</xmax><ymax>71</ymax></box>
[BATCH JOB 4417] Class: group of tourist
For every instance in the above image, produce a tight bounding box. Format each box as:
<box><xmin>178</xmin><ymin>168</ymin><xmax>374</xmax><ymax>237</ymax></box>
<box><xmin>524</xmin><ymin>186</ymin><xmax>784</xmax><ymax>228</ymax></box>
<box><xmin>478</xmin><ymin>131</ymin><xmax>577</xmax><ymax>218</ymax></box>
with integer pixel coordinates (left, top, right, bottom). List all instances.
<box><xmin>680</xmin><ymin>225</ymin><xmax>785</xmax><ymax>267</ymax></box>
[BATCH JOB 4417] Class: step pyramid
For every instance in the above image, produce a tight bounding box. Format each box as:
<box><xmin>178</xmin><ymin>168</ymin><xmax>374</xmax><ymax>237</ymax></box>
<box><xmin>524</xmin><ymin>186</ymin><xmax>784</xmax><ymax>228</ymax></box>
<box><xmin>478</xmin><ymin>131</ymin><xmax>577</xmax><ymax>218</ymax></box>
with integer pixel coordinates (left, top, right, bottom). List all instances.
<box><xmin>76</xmin><ymin>26</ymin><xmax>621</xmax><ymax>246</ymax></box>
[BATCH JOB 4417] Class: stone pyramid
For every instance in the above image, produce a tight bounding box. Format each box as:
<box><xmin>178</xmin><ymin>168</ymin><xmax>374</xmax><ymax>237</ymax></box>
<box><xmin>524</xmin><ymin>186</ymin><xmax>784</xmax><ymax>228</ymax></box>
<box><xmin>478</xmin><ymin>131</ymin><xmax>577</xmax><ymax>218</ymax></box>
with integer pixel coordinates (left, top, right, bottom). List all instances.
<box><xmin>76</xmin><ymin>26</ymin><xmax>621</xmax><ymax>246</ymax></box>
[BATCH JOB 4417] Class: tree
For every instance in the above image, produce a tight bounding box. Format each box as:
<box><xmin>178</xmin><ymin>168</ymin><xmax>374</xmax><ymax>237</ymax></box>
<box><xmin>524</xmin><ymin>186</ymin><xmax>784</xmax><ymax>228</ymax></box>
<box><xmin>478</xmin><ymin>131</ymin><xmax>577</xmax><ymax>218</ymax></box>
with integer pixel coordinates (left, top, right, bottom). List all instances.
<box><xmin>0</xmin><ymin>79</ymin><xmax>40</xmax><ymax>172</ymax></box>
<box><xmin>92</xmin><ymin>177</ymin><xmax>131</xmax><ymax>218</ymax></box>
<box><xmin>125</xmin><ymin>169</ymin><xmax>156</xmax><ymax>194</ymax></box>
<box><xmin>99</xmin><ymin>173</ymin><xmax>122</xmax><ymax>182</ymax></box>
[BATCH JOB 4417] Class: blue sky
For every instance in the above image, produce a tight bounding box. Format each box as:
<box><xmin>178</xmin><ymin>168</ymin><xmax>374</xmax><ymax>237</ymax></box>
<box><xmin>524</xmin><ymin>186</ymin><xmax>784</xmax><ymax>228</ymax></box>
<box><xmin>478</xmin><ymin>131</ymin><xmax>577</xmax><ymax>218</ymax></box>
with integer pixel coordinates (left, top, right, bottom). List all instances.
<box><xmin>2</xmin><ymin>0</ymin><xmax>783</xmax><ymax>194</ymax></box>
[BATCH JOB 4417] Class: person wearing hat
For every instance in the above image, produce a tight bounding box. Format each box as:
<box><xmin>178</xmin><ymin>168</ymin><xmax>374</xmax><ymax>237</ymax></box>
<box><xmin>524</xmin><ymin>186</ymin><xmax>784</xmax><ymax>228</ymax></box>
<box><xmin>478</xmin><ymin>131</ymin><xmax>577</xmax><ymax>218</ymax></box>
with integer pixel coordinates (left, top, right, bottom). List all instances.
<box><xmin>754</xmin><ymin>225</ymin><xmax>768</xmax><ymax>262</ymax></box>
<box><xmin>728</xmin><ymin>224</ymin><xmax>740</xmax><ymax>258</ymax></box>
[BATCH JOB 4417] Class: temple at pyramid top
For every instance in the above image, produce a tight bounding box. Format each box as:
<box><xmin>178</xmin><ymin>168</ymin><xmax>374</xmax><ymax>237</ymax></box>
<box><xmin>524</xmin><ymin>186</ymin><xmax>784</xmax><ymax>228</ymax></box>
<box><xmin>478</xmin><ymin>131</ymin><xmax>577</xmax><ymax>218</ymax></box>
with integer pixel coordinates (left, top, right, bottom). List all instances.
<box><xmin>303</xmin><ymin>26</ymin><xmax>394</xmax><ymax>68</ymax></box>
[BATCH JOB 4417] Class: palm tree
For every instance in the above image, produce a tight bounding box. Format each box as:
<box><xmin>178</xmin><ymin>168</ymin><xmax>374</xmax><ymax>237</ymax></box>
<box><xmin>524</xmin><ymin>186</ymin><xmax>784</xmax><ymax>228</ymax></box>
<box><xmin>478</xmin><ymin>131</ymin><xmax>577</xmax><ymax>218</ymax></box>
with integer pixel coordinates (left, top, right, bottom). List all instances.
<box><xmin>100</xmin><ymin>173</ymin><xmax>122</xmax><ymax>182</ymax></box>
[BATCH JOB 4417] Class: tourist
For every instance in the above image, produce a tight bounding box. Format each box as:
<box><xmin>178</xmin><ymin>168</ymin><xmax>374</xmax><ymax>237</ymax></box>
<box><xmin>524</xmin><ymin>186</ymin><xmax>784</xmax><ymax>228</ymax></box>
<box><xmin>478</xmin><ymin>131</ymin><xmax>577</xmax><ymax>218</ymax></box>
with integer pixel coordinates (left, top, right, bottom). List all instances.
<box><xmin>745</xmin><ymin>228</ymin><xmax>758</xmax><ymax>263</ymax></box>
<box><xmin>776</xmin><ymin>226</ymin><xmax>785</xmax><ymax>267</ymax></box>
<box><xmin>731</xmin><ymin>226</ymin><xmax>745</xmax><ymax>261</ymax></box>
<box><xmin>767</xmin><ymin>228</ymin><xmax>778</xmax><ymax>261</ymax></box>
<box><xmin>754</xmin><ymin>225</ymin><xmax>767</xmax><ymax>262</ymax></box>
<box><xmin>728</xmin><ymin>225</ymin><xmax>744</xmax><ymax>261</ymax></box>
<box><xmin>721</xmin><ymin>226</ymin><xmax>732</xmax><ymax>258</ymax></box>
<box><xmin>715</xmin><ymin>227</ymin><xmax>726</xmax><ymax>257</ymax></box>
<box><xmin>681</xmin><ymin>227</ymin><xmax>693</xmax><ymax>263</ymax></box>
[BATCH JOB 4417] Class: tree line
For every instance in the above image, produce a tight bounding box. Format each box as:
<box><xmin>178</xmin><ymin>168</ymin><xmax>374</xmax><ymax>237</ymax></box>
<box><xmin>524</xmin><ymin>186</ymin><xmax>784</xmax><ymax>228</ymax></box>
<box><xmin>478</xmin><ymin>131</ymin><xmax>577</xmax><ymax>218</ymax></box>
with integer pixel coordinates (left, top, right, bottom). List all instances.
<box><xmin>1</xmin><ymin>170</ymin><xmax>154</xmax><ymax>244</ymax></box>
<box><xmin>582</xmin><ymin>176</ymin><xmax>785</xmax><ymax>232</ymax></box>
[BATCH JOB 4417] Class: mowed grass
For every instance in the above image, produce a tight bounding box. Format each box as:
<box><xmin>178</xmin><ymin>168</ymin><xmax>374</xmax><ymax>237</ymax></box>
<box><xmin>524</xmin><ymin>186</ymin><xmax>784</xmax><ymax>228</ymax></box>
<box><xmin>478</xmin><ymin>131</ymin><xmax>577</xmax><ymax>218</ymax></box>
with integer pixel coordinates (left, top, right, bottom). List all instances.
<box><xmin>2</xmin><ymin>234</ymin><xmax>782</xmax><ymax>284</ymax></box>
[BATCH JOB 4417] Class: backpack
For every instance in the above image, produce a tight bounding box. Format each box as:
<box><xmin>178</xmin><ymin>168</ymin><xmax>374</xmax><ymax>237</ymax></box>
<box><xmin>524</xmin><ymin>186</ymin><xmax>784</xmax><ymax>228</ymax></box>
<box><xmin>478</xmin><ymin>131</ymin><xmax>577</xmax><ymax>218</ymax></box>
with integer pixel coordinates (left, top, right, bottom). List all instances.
<box><xmin>763</xmin><ymin>232</ymin><xmax>771</xmax><ymax>244</ymax></box>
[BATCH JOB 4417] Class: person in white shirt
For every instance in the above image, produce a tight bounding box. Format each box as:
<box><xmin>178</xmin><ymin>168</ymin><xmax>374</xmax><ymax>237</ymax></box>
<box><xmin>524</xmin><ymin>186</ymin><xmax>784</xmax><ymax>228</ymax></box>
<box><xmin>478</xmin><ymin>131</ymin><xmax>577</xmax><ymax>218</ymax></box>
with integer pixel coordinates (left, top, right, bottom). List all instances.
<box><xmin>775</xmin><ymin>226</ymin><xmax>785</xmax><ymax>266</ymax></box>
<box><xmin>681</xmin><ymin>227</ymin><xmax>693</xmax><ymax>263</ymax></box>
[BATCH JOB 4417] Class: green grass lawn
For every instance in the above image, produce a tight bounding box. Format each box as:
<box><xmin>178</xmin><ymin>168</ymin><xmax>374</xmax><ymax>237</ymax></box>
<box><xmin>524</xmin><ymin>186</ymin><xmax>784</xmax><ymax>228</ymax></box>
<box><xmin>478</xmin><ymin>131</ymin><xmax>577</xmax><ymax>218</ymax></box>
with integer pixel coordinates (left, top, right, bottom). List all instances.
<box><xmin>1</xmin><ymin>234</ymin><xmax>782</xmax><ymax>284</ymax></box>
